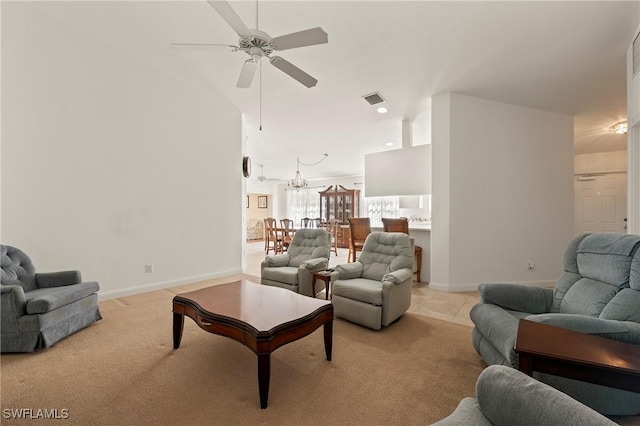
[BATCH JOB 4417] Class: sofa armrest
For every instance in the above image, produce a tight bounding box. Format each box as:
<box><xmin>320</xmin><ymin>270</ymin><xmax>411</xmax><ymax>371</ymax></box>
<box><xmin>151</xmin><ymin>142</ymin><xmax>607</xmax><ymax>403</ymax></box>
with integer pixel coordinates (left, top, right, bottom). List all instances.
<box><xmin>335</xmin><ymin>262</ymin><xmax>363</xmax><ymax>279</ymax></box>
<box><xmin>0</xmin><ymin>285</ymin><xmax>27</xmax><ymax>318</ymax></box>
<box><xmin>35</xmin><ymin>271</ymin><xmax>82</xmax><ymax>288</ymax></box>
<box><xmin>479</xmin><ymin>283</ymin><xmax>553</xmax><ymax>314</ymax></box>
<box><xmin>300</xmin><ymin>257</ymin><xmax>328</xmax><ymax>271</ymax></box>
<box><xmin>1</xmin><ymin>285</ymin><xmax>28</xmax><ymax>329</ymax></box>
<box><xmin>527</xmin><ymin>314</ymin><xmax>640</xmax><ymax>345</ymax></box>
<box><xmin>264</xmin><ymin>253</ymin><xmax>290</xmax><ymax>267</ymax></box>
<box><xmin>475</xmin><ymin>365</ymin><xmax>616</xmax><ymax>426</ymax></box>
<box><xmin>382</xmin><ymin>268</ymin><xmax>413</xmax><ymax>284</ymax></box>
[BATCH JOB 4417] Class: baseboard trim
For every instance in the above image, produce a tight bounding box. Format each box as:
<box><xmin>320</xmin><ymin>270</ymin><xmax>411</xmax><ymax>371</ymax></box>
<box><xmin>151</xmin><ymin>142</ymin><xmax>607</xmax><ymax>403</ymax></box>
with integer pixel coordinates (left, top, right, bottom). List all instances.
<box><xmin>97</xmin><ymin>268</ymin><xmax>243</xmax><ymax>301</ymax></box>
<box><xmin>428</xmin><ymin>279</ymin><xmax>556</xmax><ymax>292</ymax></box>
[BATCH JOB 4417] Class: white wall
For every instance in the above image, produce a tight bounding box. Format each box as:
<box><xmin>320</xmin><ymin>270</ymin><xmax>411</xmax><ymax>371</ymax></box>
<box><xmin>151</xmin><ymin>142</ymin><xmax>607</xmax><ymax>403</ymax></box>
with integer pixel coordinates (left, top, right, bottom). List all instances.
<box><xmin>574</xmin><ymin>151</ymin><xmax>627</xmax><ymax>175</ymax></box>
<box><xmin>627</xmin><ymin>20</ymin><xmax>640</xmax><ymax>234</ymax></box>
<box><xmin>2</xmin><ymin>4</ymin><xmax>243</xmax><ymax>298</ymax></box>
<box><xmin>431</xmin><ymin>93</ymin><xmax>574</xmax><ymax>291</ymax></box>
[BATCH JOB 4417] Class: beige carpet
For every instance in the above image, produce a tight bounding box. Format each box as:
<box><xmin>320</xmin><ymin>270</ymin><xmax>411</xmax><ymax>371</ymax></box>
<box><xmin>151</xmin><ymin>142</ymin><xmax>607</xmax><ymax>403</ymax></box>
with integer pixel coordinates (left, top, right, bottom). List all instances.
<box><xmin>1</xmin><ymin>276</ymin><xmax>485</xmax><ymax>425</ymax></box>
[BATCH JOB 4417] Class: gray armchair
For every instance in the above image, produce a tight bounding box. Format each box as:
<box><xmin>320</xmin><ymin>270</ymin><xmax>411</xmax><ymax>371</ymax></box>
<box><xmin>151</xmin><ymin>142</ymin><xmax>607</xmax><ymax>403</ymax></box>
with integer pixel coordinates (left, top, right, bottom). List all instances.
<box><xmin>431</xmin><ymin>365</ymin><xmax>616</xmax><ymax>426</ymax></box>
<box><xmin>261</xmin><ymin>228</ymin><xmax>331</xmax><ymax>297</ymax></box>
<box><xmin>470</xmin><ymin>233</ymin><xmax>640</xmax><ymax>415</ymax></box>
<box><xmin>1</xmin><ymin>245</ymin><xmax>102</xmax><ymax>352</ymax></box>
<box><xmin>331</xmin><ymin>232</ymin><xmax>413</xmax><ymax>330</ymax></box>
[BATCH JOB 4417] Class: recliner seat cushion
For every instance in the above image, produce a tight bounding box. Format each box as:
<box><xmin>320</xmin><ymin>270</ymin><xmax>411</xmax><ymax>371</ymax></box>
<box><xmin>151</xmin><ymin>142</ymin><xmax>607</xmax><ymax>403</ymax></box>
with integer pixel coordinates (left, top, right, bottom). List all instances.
<box><xmin>261</xmin><ymin>266</ymin><xmax>299</xmax><ymax>286</ymax></box>
<box><xmin>333</xmin><ymin>278</ymin><xmax>383</xmax><ymax>305</ymax></box>
<box><xmin>25</xmin><ymin>281</ymin><xmax>99</xmax><ymax>314</ymax></box>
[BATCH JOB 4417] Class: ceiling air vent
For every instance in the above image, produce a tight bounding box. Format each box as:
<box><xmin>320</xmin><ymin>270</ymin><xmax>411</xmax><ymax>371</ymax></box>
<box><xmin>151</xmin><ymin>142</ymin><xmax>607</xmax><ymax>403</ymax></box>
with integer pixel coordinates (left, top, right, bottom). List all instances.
<box><xmin>362</xmin><ymin>92</ymin><xmax>386</xmax><ymax>105</ymax></box>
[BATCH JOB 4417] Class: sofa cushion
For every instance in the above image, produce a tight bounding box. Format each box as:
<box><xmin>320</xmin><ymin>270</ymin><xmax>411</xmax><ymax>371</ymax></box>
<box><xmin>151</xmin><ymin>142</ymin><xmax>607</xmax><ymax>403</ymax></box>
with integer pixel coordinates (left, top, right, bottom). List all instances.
<box><xmin>576</xmin><ymin>233</ymin><xmax>640</xmax><ymax>287</ymax></box>
<box><xmin>1</xmin><ymin>245</ymin><xmax>37</xmax><ymax>292</ymax></box>
<box><xmin>599</xmin><ymin>289</ymin><xmax>640</xmax><ymax>322</ymax></box>
<box><xmin>287</xmin><ymin>229</ymin><xmax>330</xmax><ymax>267</ymax></box>
<box><xmin>333</xmin><ymin>278</ymin><xmax>383</xmax><ymax>305</ymax></box>
<box><xmin>359</xmin><ymin>233</ymin><xmax>412</xmax><ymax>281</ymax></box>
<box><xmin>476</xmin><ymin>366</ymin><xmax>617</xmax><ymax>426</ymax></box>
<box><xmin>25</xmin><ymin>281</ymin><xmax>99</xmax><ymax>314</ymax></box>
<box><xmin>261</xmin><ymin>266</ymin><xmax>298</xmax><ymax>286</ymax></box>
<box><xmin>560</xmin><ymin>278</ymin><xmax>618</xmax><ymax>316</ymax></box>
<box><xmin>631</xmin><ymin>250</ymin><xmax>640</xmax><ymax>291</ymax></box>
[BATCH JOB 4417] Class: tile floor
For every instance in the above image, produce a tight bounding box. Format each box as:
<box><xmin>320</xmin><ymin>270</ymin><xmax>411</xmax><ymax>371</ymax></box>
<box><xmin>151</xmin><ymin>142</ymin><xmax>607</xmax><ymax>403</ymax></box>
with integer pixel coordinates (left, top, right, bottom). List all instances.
<box><xmin>244</xmin><ymin>240</ymin><xmax>479</xmax><ymax>327</ymax></box>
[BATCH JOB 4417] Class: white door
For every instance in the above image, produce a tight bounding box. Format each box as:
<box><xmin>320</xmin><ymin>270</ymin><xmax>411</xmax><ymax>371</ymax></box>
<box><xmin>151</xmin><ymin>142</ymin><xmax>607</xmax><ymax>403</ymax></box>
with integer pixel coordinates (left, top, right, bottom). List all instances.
<box><xmin>574</xmin><ymin>173</ymin><xmax>627</xmax><ymax>235</ymax></box>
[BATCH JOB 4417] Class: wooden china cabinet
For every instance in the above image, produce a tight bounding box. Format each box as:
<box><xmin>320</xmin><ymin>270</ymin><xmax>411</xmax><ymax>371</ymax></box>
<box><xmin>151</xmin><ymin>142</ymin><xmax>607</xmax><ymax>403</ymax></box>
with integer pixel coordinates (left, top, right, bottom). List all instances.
<box><xmin>319</xmin><ymin>185</ymin><xmax>360</xmax><ymax>248</ymax></box>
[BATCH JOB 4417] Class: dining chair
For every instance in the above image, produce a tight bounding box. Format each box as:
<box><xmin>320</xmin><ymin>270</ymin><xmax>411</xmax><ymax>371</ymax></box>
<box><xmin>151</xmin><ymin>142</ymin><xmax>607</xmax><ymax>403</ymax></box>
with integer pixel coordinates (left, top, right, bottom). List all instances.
<box><xmin>300</xmin><ymin>217</ymin><xmax>312</xmax><ymax>228</ymax></box>
<box><xmin>264</xmin><ymin>217</ymin><xmax>282</xmax><ymax>254</ymax></box>
<box><xmin>347</xmin><ymin>217</ymin><xmax>371</xmax><ymax>262</ymax></box>
<box><xmin>263</xmin><ymin>217</ymin><xmax>271</xmax><ymax>251</ymax></box>
<box><xmin>312</xmin><ymin>218</ymin><xmax>323</xmax><ymax>228</ymax></box>
<box><xmin>382</xmin><ymin>217</ymin><xmax>422</xmax><ymax>282</ymax></box>
<box><xmin>326</xmin><ymin>218</ymin><xmax>339</xmax><ymax>256</ymax></box>
<box><xmin>280</xmin><ymin>218</ymin><xmax>295</xmax><ymax>251</ymax></box>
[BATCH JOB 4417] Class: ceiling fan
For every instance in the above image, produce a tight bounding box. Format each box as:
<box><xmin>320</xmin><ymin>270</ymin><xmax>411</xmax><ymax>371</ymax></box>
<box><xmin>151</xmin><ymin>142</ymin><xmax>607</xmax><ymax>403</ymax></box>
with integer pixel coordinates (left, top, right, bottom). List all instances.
<box><xmin>171</xmin><ymin>0</ymin><xmax>328</xmax><ymax>89</ymax></box>
<box><xmin>251</xmin><ymin>164</ymin><xmax>282</xmax><ymax>183</ymax></box>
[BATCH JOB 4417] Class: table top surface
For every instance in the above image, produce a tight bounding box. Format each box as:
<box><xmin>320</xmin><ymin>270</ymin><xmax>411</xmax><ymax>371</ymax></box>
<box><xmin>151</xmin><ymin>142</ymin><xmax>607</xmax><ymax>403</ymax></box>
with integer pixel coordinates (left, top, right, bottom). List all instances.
<box><xmin>515</xmin><ymin>319</ymin><xmax>640</xmax><ymax>374</ymax></box>
<box><xmin>173</xmin><ymin>280</ymin><xmax>332</xmax><ymax>332</ymax></box>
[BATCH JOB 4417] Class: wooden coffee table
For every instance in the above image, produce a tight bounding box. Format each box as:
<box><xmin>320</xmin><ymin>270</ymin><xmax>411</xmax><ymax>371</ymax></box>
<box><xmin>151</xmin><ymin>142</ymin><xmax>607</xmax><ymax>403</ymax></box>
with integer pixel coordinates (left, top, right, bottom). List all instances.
<box><xmin>514</xmin><ymin>318</ymin><xmax>640</xmax><ymax>392</ymax></box>
<box><xmin>172</xmin><ymin>280</ymin><xmax>334</xmax><ymax>409</ymax></box>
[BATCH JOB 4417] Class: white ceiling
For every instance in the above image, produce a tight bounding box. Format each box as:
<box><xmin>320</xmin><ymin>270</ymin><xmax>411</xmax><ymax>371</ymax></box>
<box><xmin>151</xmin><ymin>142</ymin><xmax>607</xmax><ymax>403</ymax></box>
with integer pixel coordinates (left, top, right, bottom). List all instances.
<box><xmin>28</xmin><ymin>1</ymin><xmax>639</xmax><ymax>182</ymax></box>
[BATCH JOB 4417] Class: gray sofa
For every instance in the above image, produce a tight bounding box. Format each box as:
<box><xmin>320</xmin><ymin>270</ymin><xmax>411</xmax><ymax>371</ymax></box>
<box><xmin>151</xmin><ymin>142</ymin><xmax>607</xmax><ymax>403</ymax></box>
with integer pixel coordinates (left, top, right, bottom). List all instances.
<box><xmin>431</xmin><ymin>365</ymin><xmax>616</xmax><ymax>426</ymax></box>
<box><xmin>261</xmin><ymin>228</ymin><xmax>331</xmax><ymax>297</ymax></box>
<box><xmin>331</xmin><ymin>232</ymin><xmax>413</xmax><ymax>330</ymax></box>
<box><xmin>1</xmin><ymin>245</ymin><xmax>102</xmax><ymax>352</ymax></box>
<box><xmin>470</xmin><ymin>233</ymin><xmax>640</xmax><ymax>415</ymax></box>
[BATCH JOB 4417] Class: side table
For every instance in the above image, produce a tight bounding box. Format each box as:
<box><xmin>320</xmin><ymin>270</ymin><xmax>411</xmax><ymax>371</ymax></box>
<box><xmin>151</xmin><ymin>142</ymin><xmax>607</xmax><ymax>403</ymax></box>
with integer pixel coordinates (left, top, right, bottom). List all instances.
<box><xmin>312</xmin><ymin>270</ymin><xmax>333</xmax><ymax>300</ymax></box>
<box><xmin>514</xmin><ymin>319</ymin><xmax>640</xmax><ymax>393</ymax></box>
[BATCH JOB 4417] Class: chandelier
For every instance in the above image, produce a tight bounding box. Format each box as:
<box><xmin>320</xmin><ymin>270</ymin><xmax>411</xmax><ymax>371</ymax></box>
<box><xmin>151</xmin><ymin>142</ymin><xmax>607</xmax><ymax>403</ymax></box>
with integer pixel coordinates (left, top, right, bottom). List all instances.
<box><xmin>288</xmin><ymin>159</ymin><xmax>307</xmax><ymax>190</ymax></box>
<box><xmin>287</xmin><ymin>154</ymin><xmax>328</xmax><ymax>191</ymax></box>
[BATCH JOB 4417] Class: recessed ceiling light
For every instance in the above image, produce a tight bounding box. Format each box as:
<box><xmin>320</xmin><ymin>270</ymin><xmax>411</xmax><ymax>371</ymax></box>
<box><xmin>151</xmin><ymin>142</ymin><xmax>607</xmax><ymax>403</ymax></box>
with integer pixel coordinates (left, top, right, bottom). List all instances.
<box><xmin>377</xmin><ymin>107</ymin><xmax>388</xmax><ymax>114</ymax></box>
<box><xmin>385</xmin><ymin>142</ymin><xmax>394</xmax><ymax>147</ymax></box>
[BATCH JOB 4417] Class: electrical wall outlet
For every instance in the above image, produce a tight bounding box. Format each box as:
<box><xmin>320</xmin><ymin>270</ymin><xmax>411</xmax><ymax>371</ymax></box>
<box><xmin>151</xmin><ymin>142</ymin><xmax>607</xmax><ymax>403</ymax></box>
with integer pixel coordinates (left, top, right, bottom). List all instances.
<box><xmin>527</xmin><ymin>261</ymin><xmax>535</xmax><ymax>270</ymax></box>
<box><xmin>145</xmin><ymin>264</ymin><xmax>153</xmax><ymax>273</ymax></box>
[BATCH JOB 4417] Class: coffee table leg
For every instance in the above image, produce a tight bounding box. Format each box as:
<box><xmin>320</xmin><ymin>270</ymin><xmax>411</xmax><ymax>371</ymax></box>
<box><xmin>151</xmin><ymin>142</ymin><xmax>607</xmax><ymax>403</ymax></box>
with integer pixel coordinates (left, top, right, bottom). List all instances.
<box><xmin>258</xmin><ymin>353</ymin><xmax>271</xmax><ymax>409</ymax></box>
<box><xmin>324</xmin><ymin>320</ymin><xmax>333</xmax><ymax>361</ymax></box>
<box><xmin>519</xmin><ymin>355</ymin><xmax>533</xmax><ymax>376</ymax></box>
<box><xmin>173</xmin><ymin>312</ymin><xmax>184</xmax><ymax>349</ymax></box>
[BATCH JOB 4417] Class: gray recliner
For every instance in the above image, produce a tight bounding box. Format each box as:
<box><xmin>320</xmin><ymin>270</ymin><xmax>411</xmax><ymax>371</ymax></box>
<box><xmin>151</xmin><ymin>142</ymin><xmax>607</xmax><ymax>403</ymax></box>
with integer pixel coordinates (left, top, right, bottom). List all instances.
<box><xmin>470</xmin><ymin>233</ymin><xmax>640</xmax><ymax>415</ymax></box>
<box><xmin>1</xmin><ymin>245</ymin><xmax>102</xmax><ymax>352</ymax></box>
<box><xmin>431</xmin><ymin>365</ymin><xmax>616</xmax><ymax>426</ymax></box>
<box><xmin>331</xmin><ymin>232</ymin><xmax>413</xmax><ymax>330</ymax></box>
<box><xmin>261</xmin><ymin>228</ymin><xmax>331</xmax><ymax>297</ymax></box>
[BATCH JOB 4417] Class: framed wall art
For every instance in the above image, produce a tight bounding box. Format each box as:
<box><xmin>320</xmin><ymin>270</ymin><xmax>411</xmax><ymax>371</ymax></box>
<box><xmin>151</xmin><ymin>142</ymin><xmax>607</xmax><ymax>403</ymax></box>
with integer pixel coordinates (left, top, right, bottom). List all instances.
<box><xmin>258</xmin><ymin>196</ymin><xmax>267</xmax><ymax>209</ymax></box>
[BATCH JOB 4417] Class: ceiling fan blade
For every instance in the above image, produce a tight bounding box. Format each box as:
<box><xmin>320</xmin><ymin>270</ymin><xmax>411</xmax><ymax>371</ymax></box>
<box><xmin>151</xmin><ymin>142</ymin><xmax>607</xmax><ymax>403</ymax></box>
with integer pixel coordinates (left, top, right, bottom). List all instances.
<box><xmin>237</xmin><ymin>59</ymin><xmax>258</xmax><ymax>89</ymax></box>
<box><xmin>207</xmin><ymin>1</ymin><xmax>252</xmax><ymax>38</ymax></box>
<box><xmin>170</xmin><ymin>43</ymin><xmax>239</xmax><ymax>51</ymax></box>
<box><xmin>269</xmin><ymin>56</ymin><xmax>318</xmax><ymax>88</ymax></box>
<box><xmin>272</xmin><ymin>27</ymin><xmax>328</xmax><ymax>51</ymax></box>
